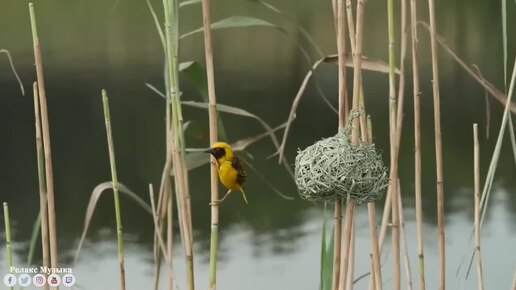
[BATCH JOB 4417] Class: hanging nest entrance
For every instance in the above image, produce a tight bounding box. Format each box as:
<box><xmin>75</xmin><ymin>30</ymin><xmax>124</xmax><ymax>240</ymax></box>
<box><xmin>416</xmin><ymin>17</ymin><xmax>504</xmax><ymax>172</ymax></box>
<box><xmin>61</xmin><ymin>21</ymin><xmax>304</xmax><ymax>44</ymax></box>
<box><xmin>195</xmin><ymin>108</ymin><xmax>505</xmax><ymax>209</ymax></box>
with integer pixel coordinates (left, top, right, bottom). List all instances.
<box><xmin>294</xmin><ymin>111</ymin><xmax>389</xmax><ymax>204</ymax></box>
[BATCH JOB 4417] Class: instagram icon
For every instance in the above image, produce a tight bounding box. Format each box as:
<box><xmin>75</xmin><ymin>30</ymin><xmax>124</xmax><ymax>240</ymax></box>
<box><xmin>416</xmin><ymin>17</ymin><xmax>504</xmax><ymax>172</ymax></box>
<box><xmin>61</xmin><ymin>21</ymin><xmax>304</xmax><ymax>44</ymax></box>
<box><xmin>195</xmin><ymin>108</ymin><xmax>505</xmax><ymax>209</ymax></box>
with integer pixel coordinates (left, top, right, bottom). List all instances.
<box><xmin>33</xmin><ymin>274</ymin><xmax>46</xmax><ymax>287</ymax></box>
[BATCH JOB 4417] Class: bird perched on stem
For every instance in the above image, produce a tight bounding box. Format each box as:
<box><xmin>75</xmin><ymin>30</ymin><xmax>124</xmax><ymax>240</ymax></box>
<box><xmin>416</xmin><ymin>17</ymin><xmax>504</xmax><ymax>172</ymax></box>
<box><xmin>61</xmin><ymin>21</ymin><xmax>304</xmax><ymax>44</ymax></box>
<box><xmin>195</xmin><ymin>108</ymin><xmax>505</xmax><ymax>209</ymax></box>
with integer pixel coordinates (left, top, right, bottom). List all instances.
<box><xmin>205</xmin><ymin>142</ymin><xmax>248</xmax><ymax>204</ymax></box>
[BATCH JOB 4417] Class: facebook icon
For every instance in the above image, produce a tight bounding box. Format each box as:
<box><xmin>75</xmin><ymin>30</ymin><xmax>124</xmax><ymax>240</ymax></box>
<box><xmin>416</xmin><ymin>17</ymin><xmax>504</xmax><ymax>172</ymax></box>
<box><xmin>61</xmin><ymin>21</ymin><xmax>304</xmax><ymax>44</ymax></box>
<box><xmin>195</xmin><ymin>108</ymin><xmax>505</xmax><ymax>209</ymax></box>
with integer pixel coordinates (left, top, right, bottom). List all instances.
<box><xmin>3</xmin><ymin>273</ymin><xmax>17</xmax><ymax>287</ymax></box>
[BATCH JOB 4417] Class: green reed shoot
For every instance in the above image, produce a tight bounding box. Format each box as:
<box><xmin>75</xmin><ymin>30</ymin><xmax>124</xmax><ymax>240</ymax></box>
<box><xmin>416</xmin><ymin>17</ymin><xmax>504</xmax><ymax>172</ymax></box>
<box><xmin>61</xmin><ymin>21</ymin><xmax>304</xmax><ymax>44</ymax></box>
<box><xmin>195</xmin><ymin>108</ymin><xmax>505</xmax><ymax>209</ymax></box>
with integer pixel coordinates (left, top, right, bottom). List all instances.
<box><xmin>102</xmin><ymin>90</ymin><xmax>126</xmax><ymax>290</ymax></box>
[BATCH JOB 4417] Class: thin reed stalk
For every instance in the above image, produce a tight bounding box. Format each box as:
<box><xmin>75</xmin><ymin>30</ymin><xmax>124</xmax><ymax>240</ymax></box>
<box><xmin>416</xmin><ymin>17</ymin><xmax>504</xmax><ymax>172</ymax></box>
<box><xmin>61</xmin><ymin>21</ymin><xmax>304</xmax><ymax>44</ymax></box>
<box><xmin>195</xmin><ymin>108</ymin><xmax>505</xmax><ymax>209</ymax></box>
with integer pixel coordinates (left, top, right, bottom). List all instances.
<box><xmin>162</xmin><ymin>0</ymin><xmax>195</xmax><ymax>288</ymax></box>
<box><xmin>102</xmin><ymin>90</ymin><xmax>126</xmax><ymax>290</ymax></box>
<box><xmin>333</xmin><ymin>0</ymin><xmax>348</xmax><ymax>287</ymax></box>
<box><xmin>427</xmin><ymin>0</ymin><xmax>446</xmax><ymax>288</ymax></box>
<box><xmin>3</xmin><ymin>202</ymin><xmax>12</xmax><ymax>273</ymax></box>
<box><xmin>333</xmin><ymin>201</ymin><xmax>342</xmax><ymax>290</ymax></box>
<box><xmin>396</xmin><ymin>0</ymin><xmax>408</xmax><ymax>147</ymax></box>
<box><xmin>29</xmin><ymin>2</ymin><xmax>58</xmax><ymax>270</ymax></box>
<box><xmin>398</xmin><ymin>181</ymin><xmax>413</xmax><ymax>290</ymax></box>
<box><xmin>339</xmin><ymin>200</ymin><xmax>355</xmax><ymax>290</ymax></box>
<box><xmin>364</xmin><ymin>119</ymin><xmax>382</xmax><ymax>290</ymax></box>
<box><xmin>345</xmin><ymin>217</ymin><xmax>355</xmax><ymax>290</ymax></box>
<box><xmin>149</xmin><ymin>184</ymin><xmax>177</xmax><ymax>281</ymax></box>
<box><xmin>3</xmin><ymin>202</ymin><xmax>13</xmax><ymax>290</ymax></box>
<box><xmin>201</xmin><ymin>0</ymin><xmax>221</xmax><ymax>288</ymax></box>
<box><xmin>33</xmin><ymin>82</ymin><xmax>50</xmax><ymax>290</ymax></box>
<box><xmin>167</xmin><ymin>191</ymin><xmax>174</xmax><ymax>290</ymax></box>
<box><xmin>386</xmin><ymin>0</ymin><xmax>401</xmax><ymax>287</ymax></box>
<box><xmin>339</xmin><ymin>0</ymin><xmax>365</xmax><ymax>289</ymax></box>
<box><xmin>409</xmin><ymin>0</ymin><xmax>426</xmax><ymax>287</ymax></box>
<box><xmin>473</xmin><ymin>124</ymin><xmax>484</xmax><ymax>290</ymax></box>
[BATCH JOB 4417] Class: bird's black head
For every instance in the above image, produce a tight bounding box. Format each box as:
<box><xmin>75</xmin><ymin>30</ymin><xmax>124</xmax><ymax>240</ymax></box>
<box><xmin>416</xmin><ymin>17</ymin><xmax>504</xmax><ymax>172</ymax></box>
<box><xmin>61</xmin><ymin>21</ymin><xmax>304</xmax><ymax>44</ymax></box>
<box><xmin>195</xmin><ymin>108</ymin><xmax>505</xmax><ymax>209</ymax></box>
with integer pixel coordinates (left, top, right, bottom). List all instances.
<box><xmin>205</xmin><ymin>146</ymin><xmax>226</xmax><ymax>160</ymax></box>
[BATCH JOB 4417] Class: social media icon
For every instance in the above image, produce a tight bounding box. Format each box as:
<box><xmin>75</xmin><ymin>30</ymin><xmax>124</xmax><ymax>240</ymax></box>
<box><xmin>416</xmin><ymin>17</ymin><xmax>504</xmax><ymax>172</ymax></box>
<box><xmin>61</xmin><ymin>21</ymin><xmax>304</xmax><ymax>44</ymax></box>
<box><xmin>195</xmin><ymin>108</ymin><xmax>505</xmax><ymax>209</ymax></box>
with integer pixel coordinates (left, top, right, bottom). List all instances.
<box><xmin>33</xmin><ymin>274</ymin><xmax>46</xmax><ymax>287</ymax></box>
<box><xmin>3</xmin><ymin>273</ymin><xmax>17</xmax><ymax>287</ymax></box>
<box><xmin>48</xmin><ymin>274</ymin><xmax>61</xmax><ymax>286</ymax></box>
<box><xmin>18</xmin><ymin>274</ymin><xmax>31</xmax><ymax>287</ymax></box>
<box><xmin>62</xmin><ymin>274</ymin><xmax>76</xmax><ymax>287</ymax></box>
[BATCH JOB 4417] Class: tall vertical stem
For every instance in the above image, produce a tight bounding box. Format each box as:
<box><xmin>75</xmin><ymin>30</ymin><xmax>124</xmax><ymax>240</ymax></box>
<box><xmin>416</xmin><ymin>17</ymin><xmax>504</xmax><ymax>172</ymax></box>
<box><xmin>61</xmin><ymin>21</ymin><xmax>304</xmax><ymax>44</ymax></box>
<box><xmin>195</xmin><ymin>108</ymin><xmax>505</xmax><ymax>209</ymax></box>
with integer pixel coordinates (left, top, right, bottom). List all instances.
<box><xmin>473</xmin><ymin>124</ymin><xmax>484</xmax><ymax>290</ymax></box>
<box><xmin>410</xmin><ymin>0</ymin><xmax>426</xmax><ymax>288</ymax></box>
<box><xmin>29</xmin><ymin>3</ymin><xmax>59</xmax><ymax>271</ymax></box>
<box><xmin>33</xmin><ymin>82</ymin><xmax>50</xmax><ymax>290</ymax></box>
<box><xmin>201</xmin><ymin>0</ymin><xmax>220</xmax><ymax>288</ymax></box>
<box><xmin>427</xmin><ymin>1</ymin><xmax>445</xmax><ymax>289</ymax></box>
<box><xmin>3</xmin><ymin>202</ymin><xmax>12</xmax><ymax>272</ymax></box>
<box><xmin>333</xmin><ymin>0</ymin><xmax>347</xmax><ymax>287</ymax></box>
<box><xmin>102</xmin><ymin>90</ymin><xmax>126</xmax><ymax>290</ymax></box>
<box><xmin>163</xmin><ymin>0</ymin><xmax>195</xmax><ymax>288</ymax></box>
<box><xmin>386</xmin><ymin>0</ymin><xmax>400</xmax><ymax>288</ymax></box>
<box><xmin>338</xmin><ymin>0</ymin><xmax>364</xmax><ymax>289</ymax></box>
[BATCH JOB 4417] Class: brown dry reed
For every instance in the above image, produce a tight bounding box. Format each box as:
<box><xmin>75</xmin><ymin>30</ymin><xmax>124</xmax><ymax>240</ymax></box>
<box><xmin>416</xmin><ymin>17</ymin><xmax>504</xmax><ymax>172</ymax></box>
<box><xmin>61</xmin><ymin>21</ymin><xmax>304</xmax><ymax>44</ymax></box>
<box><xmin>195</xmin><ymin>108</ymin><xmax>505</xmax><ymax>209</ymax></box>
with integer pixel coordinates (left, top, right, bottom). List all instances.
<box><xmin>29</xmin><ymin>3</ymin><xmax>59</xmax><ymax>274</ymax></box>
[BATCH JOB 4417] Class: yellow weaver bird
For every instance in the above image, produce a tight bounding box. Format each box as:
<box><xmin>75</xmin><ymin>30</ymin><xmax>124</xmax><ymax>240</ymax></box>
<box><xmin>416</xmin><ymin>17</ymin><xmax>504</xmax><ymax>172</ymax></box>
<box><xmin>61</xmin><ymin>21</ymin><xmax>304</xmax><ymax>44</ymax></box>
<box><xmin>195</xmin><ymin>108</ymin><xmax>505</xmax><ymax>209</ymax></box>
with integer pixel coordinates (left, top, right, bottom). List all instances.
<box><xmin>205</xmin><ymin>142</ymin><xmax>248</xmax><ymax>204</ymax></box>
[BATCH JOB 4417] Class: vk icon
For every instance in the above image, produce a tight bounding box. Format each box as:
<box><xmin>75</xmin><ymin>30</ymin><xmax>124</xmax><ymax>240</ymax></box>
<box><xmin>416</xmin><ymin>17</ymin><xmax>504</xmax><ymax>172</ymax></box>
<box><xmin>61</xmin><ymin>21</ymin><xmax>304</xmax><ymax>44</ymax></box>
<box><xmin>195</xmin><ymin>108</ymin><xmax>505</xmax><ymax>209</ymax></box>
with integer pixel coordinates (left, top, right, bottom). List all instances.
<box><xmin>3</xmin><ymin>273</ymin><xmax>17</xmax><ymax>287</ymax></box>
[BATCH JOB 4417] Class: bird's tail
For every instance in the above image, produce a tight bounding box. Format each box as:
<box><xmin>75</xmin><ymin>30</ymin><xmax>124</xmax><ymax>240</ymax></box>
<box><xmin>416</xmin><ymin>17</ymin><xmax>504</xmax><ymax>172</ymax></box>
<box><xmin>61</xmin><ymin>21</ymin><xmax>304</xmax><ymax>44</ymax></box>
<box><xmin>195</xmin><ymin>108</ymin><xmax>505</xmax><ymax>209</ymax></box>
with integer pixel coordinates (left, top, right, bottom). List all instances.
<box><xmin>240</xmin><ymin>188</ymin><xmax>248</xmax><ymax>204</ymax></box>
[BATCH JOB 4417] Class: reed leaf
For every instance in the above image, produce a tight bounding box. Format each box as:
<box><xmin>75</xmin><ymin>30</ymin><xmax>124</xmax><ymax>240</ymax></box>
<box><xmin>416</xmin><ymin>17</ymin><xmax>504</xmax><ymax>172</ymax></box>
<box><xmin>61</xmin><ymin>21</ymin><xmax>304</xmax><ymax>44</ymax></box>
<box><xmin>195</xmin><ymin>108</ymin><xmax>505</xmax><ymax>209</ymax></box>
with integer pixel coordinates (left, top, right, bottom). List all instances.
<box><xmin>179</xmin><ymin>0</ymin><xmax>201</xmax><ymax>8</ymax></box>
<box><xmin>180</xmin><ymin>16</ymin><xmax>279</xmax><ymax>39</ymax></box>
<box><xmin>324</xmin><ymin>54</ymin><xmax>400</xmax><ymax>74</ymax></box>
<box><xmin>419</xmin><ymin>22</ymin><xmax>516</xmax><ymax>114</ymax></box>
<box><xmin>319</xmin><ymin>217</ymin><xmax>334</xmax><ymax>290</ymax></box>
<box><xmin>178</xmin><ymin>61</ymin><xmax>228</xmax><ymax>140</ymax></box>
<box><xmin>73</xmin><ymin>182</ymin><xmax>152</xmax><ymax>264</ymax></box>
<box><xmin>0</xmin><ymin>49</ymin><xmax>25</xmax><ymax>96</ymax></box>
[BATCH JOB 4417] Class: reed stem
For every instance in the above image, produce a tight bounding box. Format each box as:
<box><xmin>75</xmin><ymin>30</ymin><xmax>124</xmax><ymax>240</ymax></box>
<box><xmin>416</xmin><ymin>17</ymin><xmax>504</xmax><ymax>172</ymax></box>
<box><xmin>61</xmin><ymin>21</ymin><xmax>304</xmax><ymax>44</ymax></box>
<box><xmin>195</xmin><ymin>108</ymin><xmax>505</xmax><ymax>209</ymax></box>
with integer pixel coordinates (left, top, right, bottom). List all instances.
<box><xmin>409</xmin><ymin>0</ymin><xmax>426</xmax><ymax>288</ymax></box>
<box><xmin>398</xmin><ymin>181</ymin><xmax>413</xmax><ymax>290</ymax></box>
<box><xmin>162</xmin><ymin>0</ymin><xmax>195</xmax><ymax>288</ymax></box>
<box><xmin>386</xmin><ymin>0</ymin><xmax>401</xmax><ymax>287</ymax></box>
<box><xmin>3</xmin><ymin>202</ymin><xmax>12</xmax><ymax>273</ymax></box>
<box><xmin>364</xmin><ymin>120</ymin><xmax>382</xmax><ymax>290</ymax></box>
<box><xmin>333</xmin><ymin>0</ymin><xmax>347</xmax><ymax>287</ymax></box>
<box><xmin>102</xmin><ymin>90</ymin><xmax>126</xmax><ymax>290</ymax></box>
<box><xmin>201</xmin><ymin>0</ymin><xmax>220</xmax><ymax>288</ymax></box>
<box><xmin>345</xmin><ymin>217</ymin><xmax>355</xmax><ymax>290</ymax></box>
<box><xmin>339</xmin><ymin>201</ymin><xmax>355</xmax><ymax>290</ymax></box>
<box><xmin>29</xmin><ymin>2</ymin><xmax>59</xmax><ymax>271</ymax></box>
<box><xmin>427</xmin><ymin>1</ymin><xmax>446</xmax><ymax>288</ymax></box>
<box><xmin>3</xmin><ymin>202</ymin><xmax>13</xmax><ymax>290</ymax></box>
<box><xmin>338</xmin><ymin>0</ymin><xmax>364</xmax><ymax>288</ymax></box>
<box><xmin>167</xmin><ymin>190</ymin><xmax>174</xmax><ymax>290</ymax></box>
<box><xmin>33</xmin><ymin>82</ymin><xmax>50</xmax><ymax>290</ymax></box>
<box><xmin>333</xmin><ymin>201</ymin><xmax>342</xmax><ymax>290</ymax></box>
<box><xmin>473</xmin><ymin>124</ymin><xmax>484</xmax><ymax>290</ymax></box>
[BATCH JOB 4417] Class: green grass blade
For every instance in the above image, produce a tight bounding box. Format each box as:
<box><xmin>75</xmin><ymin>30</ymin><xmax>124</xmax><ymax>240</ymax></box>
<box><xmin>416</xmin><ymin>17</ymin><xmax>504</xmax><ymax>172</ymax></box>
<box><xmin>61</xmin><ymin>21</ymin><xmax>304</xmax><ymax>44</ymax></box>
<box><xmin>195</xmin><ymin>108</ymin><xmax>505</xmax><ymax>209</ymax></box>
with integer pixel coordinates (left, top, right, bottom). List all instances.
<box><xmin>146</xmin><ymin>0</ymin><xmax>166</xmax><ymax>52</ymax></box>
<box><xmin>319</xmin><ymin>213</ymin><xmax>327</xmax><ymax>290</ymax></box>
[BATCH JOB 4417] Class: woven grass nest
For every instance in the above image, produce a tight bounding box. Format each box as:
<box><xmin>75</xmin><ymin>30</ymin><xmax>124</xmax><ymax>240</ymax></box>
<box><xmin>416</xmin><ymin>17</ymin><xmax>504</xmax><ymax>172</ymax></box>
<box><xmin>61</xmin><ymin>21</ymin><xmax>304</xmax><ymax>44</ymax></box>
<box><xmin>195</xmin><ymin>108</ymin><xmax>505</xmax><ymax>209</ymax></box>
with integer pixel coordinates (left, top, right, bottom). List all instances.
<box><xmin>294</xmin><ymin>111</ymin><xmax>389</xmax><ymax>204</ymax></box>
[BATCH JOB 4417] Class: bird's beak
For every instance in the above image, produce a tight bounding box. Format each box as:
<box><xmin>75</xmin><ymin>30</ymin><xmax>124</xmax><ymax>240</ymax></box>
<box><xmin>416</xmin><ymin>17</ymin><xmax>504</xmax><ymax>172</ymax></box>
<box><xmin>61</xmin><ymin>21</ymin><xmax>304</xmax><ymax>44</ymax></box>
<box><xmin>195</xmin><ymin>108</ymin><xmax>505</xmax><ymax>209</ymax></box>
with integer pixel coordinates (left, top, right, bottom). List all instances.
<box><xmin>204</xmin><ymin>148</ymin><xmax>214</xmax><ymax>155</ymax></box>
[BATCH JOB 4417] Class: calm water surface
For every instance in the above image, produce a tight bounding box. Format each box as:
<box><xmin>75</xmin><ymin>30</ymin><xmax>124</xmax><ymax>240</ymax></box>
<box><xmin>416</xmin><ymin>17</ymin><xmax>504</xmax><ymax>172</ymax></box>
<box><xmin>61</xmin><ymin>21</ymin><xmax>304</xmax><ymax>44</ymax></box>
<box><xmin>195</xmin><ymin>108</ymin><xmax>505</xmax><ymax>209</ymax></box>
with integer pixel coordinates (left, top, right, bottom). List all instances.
<box><xmin>0</xmin><ymin>0</ymin><xmax>515</xmax><ymax>289</ymax></box>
